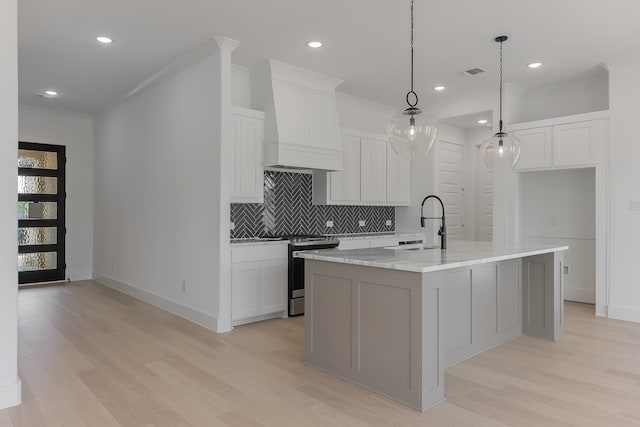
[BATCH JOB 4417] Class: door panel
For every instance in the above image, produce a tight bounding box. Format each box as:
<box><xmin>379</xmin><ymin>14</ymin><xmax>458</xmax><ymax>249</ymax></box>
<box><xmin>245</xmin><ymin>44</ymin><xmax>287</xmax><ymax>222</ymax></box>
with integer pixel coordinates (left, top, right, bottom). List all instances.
<box><xmin>436</xmin><ymin>141</ymin><xmax>465</xmax><ymax>240</ymax></box>
<box><xmin>18</xmin><ymin>142</ymin><xmax>66</xmax><ymax>284</ymax></box>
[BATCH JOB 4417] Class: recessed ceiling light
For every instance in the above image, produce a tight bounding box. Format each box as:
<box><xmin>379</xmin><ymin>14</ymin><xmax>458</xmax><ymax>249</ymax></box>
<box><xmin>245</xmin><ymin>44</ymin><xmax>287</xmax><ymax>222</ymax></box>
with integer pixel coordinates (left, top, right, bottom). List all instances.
<box><xmin>39</xmin><ymin>90</ymin><xmax>59</xmax><ymax>98</ymax></box>
<box><xmin>96</xmin><ymin>36</ymin><xmax>113</xmax><ymax>44</ymax></box>
<box><xmin>478</xmin><ymin>119</ymin><xmax>488</xmax><ymax>124</ymax></box>
<box><xmin>307</xmin><ymin>41</ymin><xmax>322</xmax><ymax>48</ymax></box>
<box><xmin>434</xmin><ymin>86</ymin><xmax>446</xmax><ymax>91</ymax></box>
<box><xmin>528</xmin><ymin>62</ymin><xmax>542</xmax><ymax>69</ymax></box>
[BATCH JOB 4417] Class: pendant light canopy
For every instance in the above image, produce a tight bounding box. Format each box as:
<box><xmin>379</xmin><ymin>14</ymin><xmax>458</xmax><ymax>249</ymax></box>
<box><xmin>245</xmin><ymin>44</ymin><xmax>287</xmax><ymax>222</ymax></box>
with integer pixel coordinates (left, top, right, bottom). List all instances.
<box><xmin>480</xmin><ymin>35</ymin><xmax>521</xmax><ymax>169</ymax></box>
<box><xmin>387</xmin><ymin>0</ymin><xmax>438</xmax><ymax>157</ymax></box>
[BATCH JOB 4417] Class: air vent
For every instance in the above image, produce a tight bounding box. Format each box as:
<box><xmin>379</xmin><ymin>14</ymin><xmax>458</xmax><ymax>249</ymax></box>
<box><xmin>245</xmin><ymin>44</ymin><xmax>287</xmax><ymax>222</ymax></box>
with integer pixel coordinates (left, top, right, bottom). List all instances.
<box><xmin>461</xmin><ymin>67</ymin><xmax>486</xmax><ymax>76</ymax></box>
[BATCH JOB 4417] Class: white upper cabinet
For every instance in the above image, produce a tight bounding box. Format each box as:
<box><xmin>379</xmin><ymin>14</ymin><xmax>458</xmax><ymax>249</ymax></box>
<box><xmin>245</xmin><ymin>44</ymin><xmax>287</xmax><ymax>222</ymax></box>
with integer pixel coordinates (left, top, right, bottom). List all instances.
<box><xmin>328</xmin><ymin>133</ymin><xmax>361</xmax><ymax>203</ymax></box>
<box><xmin>313</xmin><ymin>128</ymin><xmax>410</xmax><ymax>206</ymax></box>
<box><xmin>360</xmin><ymin>136</ymin><xmax>387</xmax><ymax>204</ymax></box>
<box><xmin>386</xmin><ymin>143</ymin><xmax>411</xmax><ymax>206</ymax></box>
<box><xmin>231</xmin><ymin>107</ymin><xmax>265</xmax><ymax>203</ymax></box>
<box><xmin>553</xmin><ymin>121</ymin><xmax>598</xmax><ymax>167</ymax></box>
<box><xmin>510</xmin><ymin>111</ymin><xmax>608</xmax><ymax>171</ymax></box>
<box><xmin>251</xmin><ymin>60</ymin><xmax>343</xmax><ymax>171</ymax></box>
<box><xmin>513</xmin><ymin>127</ymin><xmax>552</xmax><ymax>170</ymax></box>
<box><xmin>231</xmin><ymin>107</ymin><xmax>264</xmax><ymax>203</ymax></box>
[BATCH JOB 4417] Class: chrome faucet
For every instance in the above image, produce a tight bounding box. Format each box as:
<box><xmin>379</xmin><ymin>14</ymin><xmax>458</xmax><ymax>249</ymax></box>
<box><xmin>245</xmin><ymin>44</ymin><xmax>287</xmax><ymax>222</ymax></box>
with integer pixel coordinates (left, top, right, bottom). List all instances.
<box><xmin>420</xmin><ymin>195</ymin><xmax>447</xmax><ymax>250</ymax></box>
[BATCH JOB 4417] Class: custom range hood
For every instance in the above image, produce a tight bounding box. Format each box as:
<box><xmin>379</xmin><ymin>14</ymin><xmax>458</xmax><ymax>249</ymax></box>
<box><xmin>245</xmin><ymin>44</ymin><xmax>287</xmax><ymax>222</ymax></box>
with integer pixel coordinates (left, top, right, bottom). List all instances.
<box><xmin>251</xmin><ymin>60</ymin><xmax>344</xmax><ymax>171</ymax></box>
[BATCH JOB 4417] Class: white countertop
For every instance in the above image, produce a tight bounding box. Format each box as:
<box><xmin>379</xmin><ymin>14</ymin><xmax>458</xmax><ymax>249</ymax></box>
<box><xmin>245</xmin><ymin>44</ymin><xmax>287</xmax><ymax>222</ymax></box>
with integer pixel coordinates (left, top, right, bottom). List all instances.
<box><xmin>230</xmin><ymin>232</ymin><xmax>426</xmax><ymax>246</ymax></box>
<box><xmin>295</xmin><ymin>240</ymin><xmax>569</xmax><ymax>273</ymax></box>
<box><xmin>230</xmin><ymin>238</ymin><xmax>289</xmax><ymax>247</ymax></box>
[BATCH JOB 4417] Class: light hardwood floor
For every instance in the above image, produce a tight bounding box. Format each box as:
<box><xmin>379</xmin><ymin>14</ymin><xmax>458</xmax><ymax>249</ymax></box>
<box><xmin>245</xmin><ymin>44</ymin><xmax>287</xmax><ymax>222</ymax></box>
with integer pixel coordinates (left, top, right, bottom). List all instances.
<box><xmin>1</xmin><ymin>280</ymin><xmax>640</xmax><ymax>426</ymax></box>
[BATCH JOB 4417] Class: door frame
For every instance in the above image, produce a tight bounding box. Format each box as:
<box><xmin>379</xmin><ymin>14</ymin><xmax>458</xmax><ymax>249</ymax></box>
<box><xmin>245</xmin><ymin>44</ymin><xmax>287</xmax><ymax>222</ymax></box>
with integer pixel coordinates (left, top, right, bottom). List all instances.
<box><xmin>18</xmin><ymin>141</ymin><xmax>66</xmax><ymax>284</ymax></box>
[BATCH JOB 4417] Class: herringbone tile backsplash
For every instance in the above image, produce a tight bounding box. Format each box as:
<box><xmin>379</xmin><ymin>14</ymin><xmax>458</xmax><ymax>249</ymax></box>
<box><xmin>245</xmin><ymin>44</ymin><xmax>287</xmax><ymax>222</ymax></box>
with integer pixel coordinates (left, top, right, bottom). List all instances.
<box><xmin>231</xmin><ymin>171</ymin><xmax>395</xmax><ymax>238</ymax></box>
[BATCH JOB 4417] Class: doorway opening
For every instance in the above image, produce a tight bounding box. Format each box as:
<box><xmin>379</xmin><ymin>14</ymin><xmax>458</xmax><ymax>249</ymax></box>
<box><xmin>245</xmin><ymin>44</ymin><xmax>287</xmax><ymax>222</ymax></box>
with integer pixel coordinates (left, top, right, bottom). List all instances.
<box><xmin>18</xmin><ymin>141</ymin><xmax>66</xmax><ymax>285</ymax></box>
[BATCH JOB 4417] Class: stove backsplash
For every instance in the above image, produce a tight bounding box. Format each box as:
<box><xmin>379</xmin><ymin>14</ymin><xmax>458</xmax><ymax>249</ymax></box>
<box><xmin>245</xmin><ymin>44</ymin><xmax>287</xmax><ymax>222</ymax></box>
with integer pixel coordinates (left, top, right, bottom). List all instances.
<box><xmin>230</xmin><ymin>170</ymin><xmax>395</xmax><ymax>238</ymax></box>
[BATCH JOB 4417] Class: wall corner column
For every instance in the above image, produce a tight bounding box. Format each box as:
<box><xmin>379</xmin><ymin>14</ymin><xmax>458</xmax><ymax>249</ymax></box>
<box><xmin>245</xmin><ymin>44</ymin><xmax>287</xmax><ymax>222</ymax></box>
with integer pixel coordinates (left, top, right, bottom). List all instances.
<box><xmin>214</xmin><ymin>36</ymin><xmax>241</xmax><ymax>332</ymax></box>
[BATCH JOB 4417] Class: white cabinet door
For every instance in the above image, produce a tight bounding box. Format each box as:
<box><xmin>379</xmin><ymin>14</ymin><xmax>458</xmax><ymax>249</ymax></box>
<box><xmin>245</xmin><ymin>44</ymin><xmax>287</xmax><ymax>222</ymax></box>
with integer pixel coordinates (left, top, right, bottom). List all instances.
<box><xmin>513</xmin><ymin>127</ymin><xmax>552</xmax><ymax>170</ymax></box>
<box><xmin>553</xmin><ymin>121</ymin><xmax>597</xmax><ymax>167</ymax></box>
<box><xmin>329</xmin><ymin>134</ymin><xmax>361</xmax><ymax>203</ymax></box>
<box><xmin>232</xmin><ymin>263</ymin><xmax>261</xmax><ymax>321</ymax></box>
<box><xmin>386</xmin><ymin>144</ymin><xmax>411</xmax><ymax>206</ymax></box>
<box><xmin>231</xmin><ymin>108</ymin><xmax>264</xmax><ymax>203</ymax></box>
<box><xmin>260</xmin><ymin>260</ymin><xmax>287</xmax><ymax>315</ymax></box>
<box><xmin>360</xmin><ymin>137</ymin><xmax>387</xmax><ymax>203</ymax></box>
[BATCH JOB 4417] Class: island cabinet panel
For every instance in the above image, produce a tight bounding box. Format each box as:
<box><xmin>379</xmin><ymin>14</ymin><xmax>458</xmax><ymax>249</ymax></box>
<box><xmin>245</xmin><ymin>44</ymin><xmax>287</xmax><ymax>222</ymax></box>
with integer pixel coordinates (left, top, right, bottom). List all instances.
<box><xmin>522</xmin><ymin>251</ymin><xmax>564</xmax><ymax>341</ymax></box>
<box><xmin>309</xmin><ymin>274</ymin><xmax>353</xmax><ymax>374</ymax></box>
<box><xmin>304</xmin><ymin>260</ymin><xmax>445</xmax><ymax>411</ymax></box>
<box><xmin>359</xmin><ymin>282</ymin><xmax>412</xmax><ymax>396</ymax></box>
<box><xmin>444</xmin><ymin>260</ymin><xmax>521</xmax><ymax>367</ymax></box>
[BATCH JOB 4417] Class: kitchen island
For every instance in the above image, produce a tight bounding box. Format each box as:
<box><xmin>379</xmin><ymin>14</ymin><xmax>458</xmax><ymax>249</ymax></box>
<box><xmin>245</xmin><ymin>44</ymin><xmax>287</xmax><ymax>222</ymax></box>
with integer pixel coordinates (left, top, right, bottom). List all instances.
<box><xmin>297</xmin><ymin>240</ymin><xmax>568</xmax><ymax>411</ymax></box>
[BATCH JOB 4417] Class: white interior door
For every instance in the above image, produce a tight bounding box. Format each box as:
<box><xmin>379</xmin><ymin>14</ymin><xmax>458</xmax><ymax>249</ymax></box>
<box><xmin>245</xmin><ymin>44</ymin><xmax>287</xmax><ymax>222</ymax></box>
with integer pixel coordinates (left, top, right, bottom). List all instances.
<box><xmin>476</xmin><ymin>146</ymin><xmax>493</xmax><ymax>241</ymax></box>
<box><xmin>436</xmin><ymin>141</ymin><xmax>465</xmax><ymax>240</ymax></box>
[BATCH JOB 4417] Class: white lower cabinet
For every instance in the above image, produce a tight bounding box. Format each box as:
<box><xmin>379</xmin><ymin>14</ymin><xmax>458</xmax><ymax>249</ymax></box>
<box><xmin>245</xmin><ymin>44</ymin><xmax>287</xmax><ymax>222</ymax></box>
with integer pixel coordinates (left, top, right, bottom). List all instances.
<box><xmin>231</xmin><ymin>243</ymin><xmax>288</xmax><ymax>326</ymax></box>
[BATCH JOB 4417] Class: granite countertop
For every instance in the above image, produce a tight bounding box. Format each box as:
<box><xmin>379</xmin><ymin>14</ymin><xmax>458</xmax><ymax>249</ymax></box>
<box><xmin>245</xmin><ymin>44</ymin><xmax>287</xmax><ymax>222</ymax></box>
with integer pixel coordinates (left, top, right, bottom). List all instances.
<box><xmin>230</xmin><ymin>238</ymin><xmax>289</xmax><ymax>246</ymax></box>
<box><xmin>231</xmin><ymin>232</ymin><xmax>427</xmax><ymax>246</ymax></box>
<box><xmin>295</xmin><ymin>240</ymin><xmax>569</xmax><ymax>273</ymax></box>
<box><xmin>323</xmin><ymin>232</ymin><xmax>426</xmax><ymax>240</ymax></box>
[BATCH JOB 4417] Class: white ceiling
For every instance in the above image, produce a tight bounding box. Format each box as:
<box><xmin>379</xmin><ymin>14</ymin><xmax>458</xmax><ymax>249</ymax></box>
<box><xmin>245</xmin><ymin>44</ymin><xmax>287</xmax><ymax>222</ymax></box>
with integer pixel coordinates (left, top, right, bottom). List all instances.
<box><xmin>18</xmin><ymin>0</ymin><xmax>640</xmax><ymax>115</ymax></box>
<box><xmin>440</xmin><ymin>111</ymin><xmax>493</xmax><ymax>131</ymax></box>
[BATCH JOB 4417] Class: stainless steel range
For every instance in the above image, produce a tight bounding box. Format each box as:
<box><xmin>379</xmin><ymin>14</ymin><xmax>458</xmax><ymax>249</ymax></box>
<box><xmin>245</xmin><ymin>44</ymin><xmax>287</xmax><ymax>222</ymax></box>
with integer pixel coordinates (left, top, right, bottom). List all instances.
<box><xmin>277</xmin><ymin>235</ymin><xmax>340</xmax><ymax>316</ymax></box>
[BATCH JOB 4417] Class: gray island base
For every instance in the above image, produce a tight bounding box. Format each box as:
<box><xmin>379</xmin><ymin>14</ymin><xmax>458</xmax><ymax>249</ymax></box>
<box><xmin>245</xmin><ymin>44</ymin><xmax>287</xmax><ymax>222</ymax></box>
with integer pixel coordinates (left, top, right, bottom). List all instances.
<box><xmin>298</xmin><ymin>241</ymin><xmax>568</xmax><ymax>411</ymax></box>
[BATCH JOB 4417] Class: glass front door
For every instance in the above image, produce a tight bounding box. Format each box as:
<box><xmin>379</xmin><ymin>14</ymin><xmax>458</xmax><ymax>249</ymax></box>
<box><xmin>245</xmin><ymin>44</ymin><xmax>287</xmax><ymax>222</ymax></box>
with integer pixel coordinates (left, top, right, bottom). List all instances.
<box><xmin>18</xmin><ymin>142</ymin><xmax>66</xmax><ymax>284</ymax></box>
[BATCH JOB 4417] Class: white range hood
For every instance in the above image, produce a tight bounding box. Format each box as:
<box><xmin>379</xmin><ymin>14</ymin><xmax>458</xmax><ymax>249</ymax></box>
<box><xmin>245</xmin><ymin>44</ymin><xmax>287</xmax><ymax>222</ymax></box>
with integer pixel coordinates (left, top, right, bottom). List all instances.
<box><xmin>251</xmin><ymin>60</ymin><xmax>343</xmax><ymax>171</ymax></box>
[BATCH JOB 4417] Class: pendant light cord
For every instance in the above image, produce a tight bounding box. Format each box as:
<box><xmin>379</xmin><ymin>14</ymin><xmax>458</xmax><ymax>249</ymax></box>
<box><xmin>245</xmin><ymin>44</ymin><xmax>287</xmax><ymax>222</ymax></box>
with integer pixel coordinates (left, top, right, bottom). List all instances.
<box><xmin>498</xmin><ymin>38</ymin><xmax>503</xmax><ymax>133</ymax></box>
<box><xmin>406</xmin><ymin>0</ymin><xmax>418</xmax><ymax>108</ymax></box>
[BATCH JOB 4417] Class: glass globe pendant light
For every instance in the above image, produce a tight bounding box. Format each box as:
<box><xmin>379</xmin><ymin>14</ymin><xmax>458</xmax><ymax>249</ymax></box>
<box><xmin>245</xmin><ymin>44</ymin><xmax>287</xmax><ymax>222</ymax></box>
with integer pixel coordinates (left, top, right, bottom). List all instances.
<box><xmin>481</xmin><ymin>35</ymin><xmax>521</xmax><ymax>168</ymax></box>
<box><xmin>387</xmin><ymin>0</ymin><xmax>438</xmax><ymax>157</ymax></box>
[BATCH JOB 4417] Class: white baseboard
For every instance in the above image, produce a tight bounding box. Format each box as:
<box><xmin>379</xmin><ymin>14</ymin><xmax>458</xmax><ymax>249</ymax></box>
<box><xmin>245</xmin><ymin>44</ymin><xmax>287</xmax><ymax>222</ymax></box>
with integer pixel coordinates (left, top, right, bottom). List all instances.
<box><xmin>0</xmin><ymin>378</ymin><xmax>21</xmax><ymax>410</ymax></box>
<box><xmin>608</xmin><ymin>305</ymin><xmax>640</xmax><ymax>323</ymax></box>
<box><xmin>92</xmin><ymin>274</ymin><xmax>231</xmax><ymax>333</ymax></box>
<box><xmin>564</xmin><ymin>286</ymin><xmax>595</xmax><ymax>304</ymax></box>
<box><xmin>67</xmin><ymin>269</ymin><xmax>92</xmax><ymax>281</ymax></box>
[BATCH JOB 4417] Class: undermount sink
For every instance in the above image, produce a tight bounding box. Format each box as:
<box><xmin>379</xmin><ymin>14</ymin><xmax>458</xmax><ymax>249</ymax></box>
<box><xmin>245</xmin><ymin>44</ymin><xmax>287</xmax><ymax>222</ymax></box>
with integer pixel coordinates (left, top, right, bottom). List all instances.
<box><xmin>384</xmin><ymin>244</ymin><xmax>439</xmax><ymax>251</ymax></box>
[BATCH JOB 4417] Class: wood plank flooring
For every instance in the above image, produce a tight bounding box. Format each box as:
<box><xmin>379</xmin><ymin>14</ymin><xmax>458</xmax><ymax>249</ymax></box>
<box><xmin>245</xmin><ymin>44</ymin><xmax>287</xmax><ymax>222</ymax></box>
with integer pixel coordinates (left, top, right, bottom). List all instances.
<box><xmin>1</xmin><ymin>280</ymin><xmax>640</xmax><ymax>426</ymax></box>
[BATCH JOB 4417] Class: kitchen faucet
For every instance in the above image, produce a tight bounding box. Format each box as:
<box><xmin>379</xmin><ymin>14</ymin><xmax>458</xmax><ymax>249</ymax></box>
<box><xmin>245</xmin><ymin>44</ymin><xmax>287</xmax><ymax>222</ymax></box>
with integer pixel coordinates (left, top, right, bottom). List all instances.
<box><xmin>420</xmin><ymin>195</ymin><xmax>447</xmax><ymax>250</ymax></box>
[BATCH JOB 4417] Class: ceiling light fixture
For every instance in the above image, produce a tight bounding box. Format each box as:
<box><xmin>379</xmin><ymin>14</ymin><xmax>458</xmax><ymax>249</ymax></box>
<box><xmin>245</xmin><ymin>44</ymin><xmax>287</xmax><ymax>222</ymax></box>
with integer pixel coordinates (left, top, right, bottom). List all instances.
<box><xmin>528</xmin><ymin>62</ymin><xmax>542</xmax><ymax>69</ymax></box>
<box><xmin>307</xmin><ymin>41</ymin><xmax>322</xmax><ymax>48</ymax></box>
<box><xmin>478</xmin><ymin>119</ymin><xmax>488</xmax><ymax>124</ymax></box>
<box><xmin>434</xmin><ymin>86</ymin><xmax>446</xmax><ymax>91</ymax></box>
<box><xmin>96</xmin><ymin>36</ymin><xmax>113</xmax><ymax>44</ymax></box>
<box><xmin>387</xmin><ymin>0</ymin><xmax>438</xmax><ymax>157</ymax></box>
<box><xmin>39</xmin><ymin>90</ymin><xmax>59</xmax><ymax>98</ymax></box>
<box><xmin>480</xmin><ymin>36</ymin><xmax>521</xmax><ymax>169</ymax></box>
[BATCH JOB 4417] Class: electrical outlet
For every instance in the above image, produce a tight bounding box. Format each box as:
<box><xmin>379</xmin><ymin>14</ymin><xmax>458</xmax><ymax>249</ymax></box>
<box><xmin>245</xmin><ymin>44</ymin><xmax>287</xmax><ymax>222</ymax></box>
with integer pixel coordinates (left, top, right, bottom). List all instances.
<box><xmin>326</xmin><ymin>220</ymin><xmax>334</xmax><ymax>227</ymax></box>
<box><xmin>630</xmin><ymin>200</ymin><xmax>640</xmax><ymax>211</ymax></box>
<box><xmin>359</xmin><ymin>220</ymin><xmax>365</xmax><ymax>227</ymax></box>
<box><xmin>230</xmin><ymin>221</ymin><xmax>235</xmax><ymax>230</ymax></box>
<box><xmin>385</xmin><ymin>220</ymin><xmax>392</xmax><ymax>226</ymax></box>
<box><xmin>181</xmin><ymin>280</ymin><xmax>187</xmax><ymax>292</ymax></box>
<box><xmin>563</xmin><ymin>265</ymin><xmax>570</xmax><ymax>275</ymax></box>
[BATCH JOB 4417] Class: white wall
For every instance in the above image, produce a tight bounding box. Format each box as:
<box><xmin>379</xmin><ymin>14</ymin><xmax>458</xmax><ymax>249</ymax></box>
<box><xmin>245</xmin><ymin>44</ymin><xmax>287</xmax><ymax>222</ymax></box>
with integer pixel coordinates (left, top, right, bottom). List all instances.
<box><xmin>335</xmin><ymin>92</ymin><xmax>397</xmax><ymax>135</ymax></box>
<box><xmin>607</xmin><ymin>59</ymin><xmax>640</xmax><ymax>322</ymax></box>
<box><xmin>396</xmin><ymin>123</ymin><xmax>467</xmax><ymax>243</ymax></box>
<box><xmin>231</xmin><ymin>64</ymin><xmax>251</xmax><ymax>109</ymax></box>
<box><xmin>93</xmin><ymin>52</ymin><xmax>223</xmax><ymax>330</ymax></box>
<box><xmin>519</xmin><ymin>168</ymin><xmax>596</xmax><ymax>303</ymax></box>
<box><xmin>19</xmin><ymin>105</ymin><xmax>94</xmax><ymax>280</ymax></box>
<box><xmin>0</xmin><ymin>0</ymin><xmax>21</xmax><ymax>409</ymax></box>
<box><xmin>466</xmin><ymin>127</ymin><xmax>493</xmax><ymax>241</ymax></box>
<box><xmin>520</xmin><ymin>72</ymin><xmax>609</xmax><ymax>123</ymax></box>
